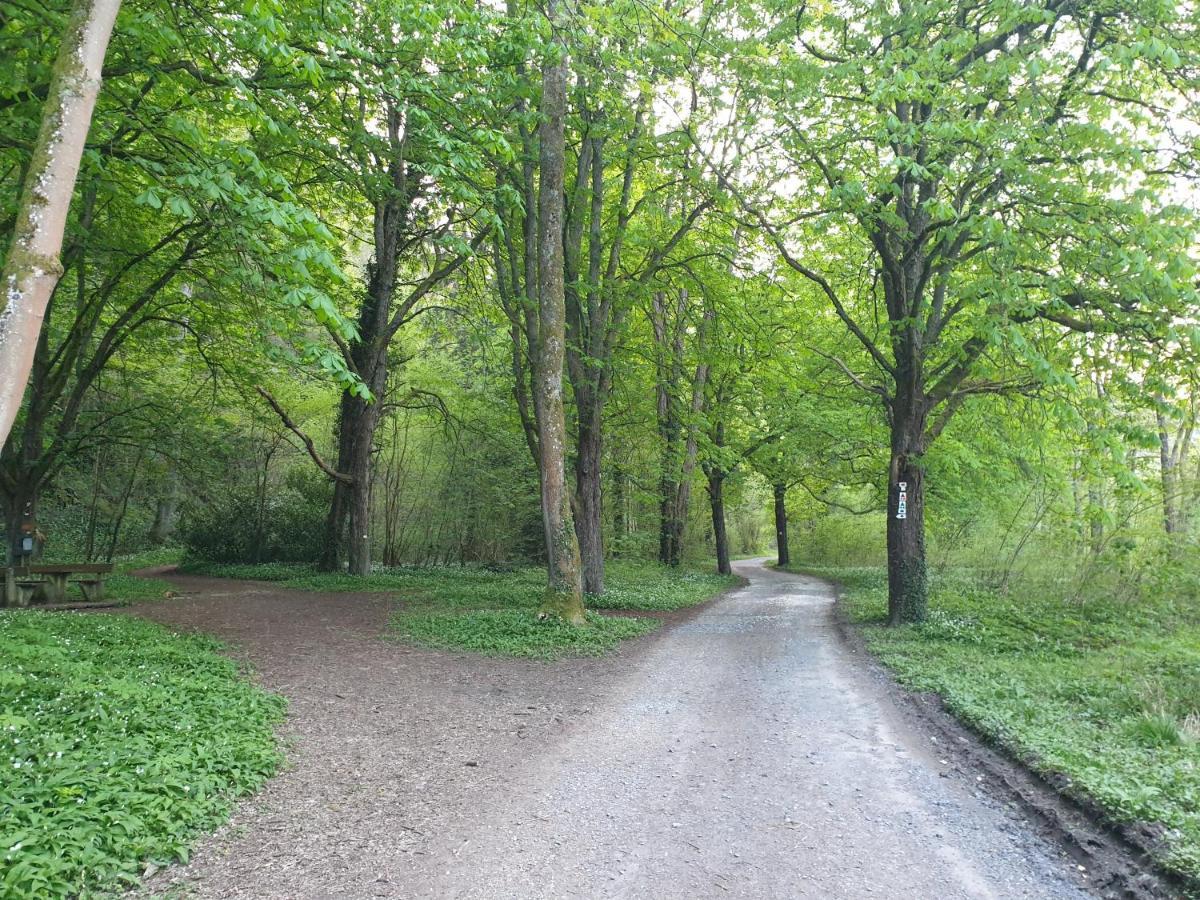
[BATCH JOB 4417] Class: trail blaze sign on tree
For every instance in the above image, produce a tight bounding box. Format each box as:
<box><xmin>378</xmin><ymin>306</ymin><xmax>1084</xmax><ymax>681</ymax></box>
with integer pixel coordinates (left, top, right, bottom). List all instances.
<box><xmin>896</xmin><ymin>482</ymin><xmax>907</xmax><ymax>520</ymax></box>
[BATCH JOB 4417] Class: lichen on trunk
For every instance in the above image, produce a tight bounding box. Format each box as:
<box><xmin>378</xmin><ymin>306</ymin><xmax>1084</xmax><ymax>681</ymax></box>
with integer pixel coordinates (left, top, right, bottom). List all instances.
<box><xmin>531</xmin><ymin>0</ymin><xmax>585</xmax><ymax>624</ymax></box>
<box><xmin>0</xmin><ymin>0</ymin><xmax>121</xmax><ymax>449</ymax></box>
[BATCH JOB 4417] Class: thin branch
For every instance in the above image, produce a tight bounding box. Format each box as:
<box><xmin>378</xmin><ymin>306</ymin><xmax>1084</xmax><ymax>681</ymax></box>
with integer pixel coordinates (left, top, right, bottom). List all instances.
<box><xmin>256</xmin><ymin>387</ymin><xmax>352</xmax><ymax>483</ymax></box>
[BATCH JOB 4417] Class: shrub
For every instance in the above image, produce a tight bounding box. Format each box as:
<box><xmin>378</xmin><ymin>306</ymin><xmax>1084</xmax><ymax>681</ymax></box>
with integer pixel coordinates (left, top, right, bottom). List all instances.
<box><xmin>179</xmin><ymin>471</ymin><xmax>328</xmax><ymax>564</ymax></box>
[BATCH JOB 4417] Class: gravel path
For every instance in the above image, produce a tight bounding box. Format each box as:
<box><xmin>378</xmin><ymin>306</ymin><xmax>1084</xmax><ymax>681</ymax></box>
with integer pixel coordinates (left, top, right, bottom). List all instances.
<box><xmin>132</xmin><ymin>560</ymin><xmax>1095</xmax><ymax>899</ymax></box>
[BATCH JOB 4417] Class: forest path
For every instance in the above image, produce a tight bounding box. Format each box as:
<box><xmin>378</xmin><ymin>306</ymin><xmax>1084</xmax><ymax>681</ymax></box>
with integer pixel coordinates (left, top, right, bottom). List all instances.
<box><xmin>132</xmin><ymin>561</ymin><xmax>1093</xmax><ymax>899</ymax></box>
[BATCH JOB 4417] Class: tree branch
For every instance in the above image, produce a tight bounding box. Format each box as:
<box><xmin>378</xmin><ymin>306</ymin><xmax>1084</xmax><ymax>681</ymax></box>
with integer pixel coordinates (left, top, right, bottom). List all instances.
<box><xmin>256</xmin><ymin>387</ymin><xmax>352</xmax><ymax>483</ymax></box>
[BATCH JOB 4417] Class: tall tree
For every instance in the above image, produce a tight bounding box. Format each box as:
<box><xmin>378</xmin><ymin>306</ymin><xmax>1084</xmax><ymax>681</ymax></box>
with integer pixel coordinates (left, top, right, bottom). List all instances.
<box><xmin>0</xmin><ymin>0</ymin><xmax>120</xmax><ymax>450</ymax></box>
<box><xmin>651</xmin><ymin>286</ymin><xmax>711</xmax><ymax>566</ymax></box>
<box><xmin>533</xmin><ymin>0</ymin><xmax>584</xmax><ymax>622</ymax></box>
<box><xmin>245</xmin><ymin>0</ymin><xmax>505</xmax><ymax>575</ymax></box>
<box><xmin>562</xmin><ymin>98</ymin><xmax>712</xmax><ymax>592</ymax></box>
<box><xmin>0</xmin><ymin>0</ymin><xmax>354</xmax><ymax>563</ymax></box>
<box><xmin>498</xmin><ymin>3</ymin><xmax>715</xmax><ymax>592</ymax></box>
<box><xmin>708</xmin><ymin>0</ymin><xmax>1200</xmax><ymax>622</ymax></box>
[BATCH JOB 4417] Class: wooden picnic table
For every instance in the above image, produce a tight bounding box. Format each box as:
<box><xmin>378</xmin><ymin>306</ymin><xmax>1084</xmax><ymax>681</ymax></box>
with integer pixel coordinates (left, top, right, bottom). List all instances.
<box><xmin>3</xmin><ymin>563</ymin><xmax>114</xmax><ymax>607</ymax></box>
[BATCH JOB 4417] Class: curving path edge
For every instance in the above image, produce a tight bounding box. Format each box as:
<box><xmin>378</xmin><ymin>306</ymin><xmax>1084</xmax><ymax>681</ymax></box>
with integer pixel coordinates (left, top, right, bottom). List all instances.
<box><xmin>131</xmin><ymin>559</ymin><xmax>1095</xmax><ymax>899</ymax></box>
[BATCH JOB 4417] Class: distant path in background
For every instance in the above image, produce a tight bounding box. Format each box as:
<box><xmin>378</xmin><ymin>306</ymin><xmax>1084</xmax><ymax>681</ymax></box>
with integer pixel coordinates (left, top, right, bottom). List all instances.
<box><xmin>129</xmin><ymin>561</ymin><xmax>1094</xmax><ymax>899</ymax></box>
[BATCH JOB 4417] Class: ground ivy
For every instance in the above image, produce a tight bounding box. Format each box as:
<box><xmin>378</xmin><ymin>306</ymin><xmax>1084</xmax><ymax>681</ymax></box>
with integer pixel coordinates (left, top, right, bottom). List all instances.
<box><xmin>0</xmin><ymin>613</ymin><xmax>283</xmax><ymax>898</ymax></box>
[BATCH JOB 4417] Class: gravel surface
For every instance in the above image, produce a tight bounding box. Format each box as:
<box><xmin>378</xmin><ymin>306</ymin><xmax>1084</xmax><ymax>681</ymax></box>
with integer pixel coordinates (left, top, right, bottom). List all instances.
<box><xmin>130</xmin><ymin>559</ymin><xmax>1096</xmax><ymax>899</ymax></box>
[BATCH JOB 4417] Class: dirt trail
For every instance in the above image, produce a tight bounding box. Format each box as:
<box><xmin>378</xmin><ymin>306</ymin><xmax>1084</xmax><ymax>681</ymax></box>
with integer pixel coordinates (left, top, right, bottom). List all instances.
<box><xmin>132</xmin><ymin>561</ymin><xmax>1095</xmax><ymax>899</ymax></box>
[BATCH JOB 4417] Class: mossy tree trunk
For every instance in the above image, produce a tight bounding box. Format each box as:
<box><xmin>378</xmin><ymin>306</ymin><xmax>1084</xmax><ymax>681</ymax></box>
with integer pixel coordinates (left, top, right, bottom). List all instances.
<box><xmin>0</xmin><ymin>0</ymin><xmax>121</xmax><ymax>449</ymax></box>
<box><xmin>533</xmin><ymin>1</ymin><xmax>584</xmax><ymax>624</ymax></box>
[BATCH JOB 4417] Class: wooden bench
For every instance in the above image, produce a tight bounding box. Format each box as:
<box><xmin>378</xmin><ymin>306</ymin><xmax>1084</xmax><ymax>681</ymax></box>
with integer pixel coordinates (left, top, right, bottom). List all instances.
<box><xmin>3</xmin><ymin>564</ymin><xmax>114</xmax><ymax>607</ymax></box>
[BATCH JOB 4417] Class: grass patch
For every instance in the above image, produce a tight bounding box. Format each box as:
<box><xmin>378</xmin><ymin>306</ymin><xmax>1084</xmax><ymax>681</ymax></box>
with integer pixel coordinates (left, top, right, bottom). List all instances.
<box><xmin>589</xmin><ymin>560</ymin><xmax>738</xmax><ymax>611</ymax></box>
<box><xmin>180</xmin><ymin>558</ymin><xmax>736</xmax><ymax>658</ymax></box>
<box><xmin>394</xmin><ymin>609</ymin><xmax>660</xmax><ymax>659</ymax></box>
<box><xmin>794</xmin><ymin>564</ymin><xmax>1200</xmax><ymax>888</ymax></box>
<box><xmin>104</xmin><ymin>549</ymin><xmax>183</xmax><ymax>603</ymax></box>
<box><xmin>0</xmin><ymin>612</ymin><xmax>283</xmax><ymax>898</ymax></box>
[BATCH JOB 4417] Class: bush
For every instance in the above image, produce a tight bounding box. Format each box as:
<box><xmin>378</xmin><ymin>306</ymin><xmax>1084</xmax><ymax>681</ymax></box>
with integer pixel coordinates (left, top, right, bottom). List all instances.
<box><xmin>180</xmin><ymin>470</ymin><xmax>328</xmax><ymax>564</ymax></box>
<box><xmin>793</xmin><ymin>513</ymin><xmax>887</xmax><ymax>567</ymax></box>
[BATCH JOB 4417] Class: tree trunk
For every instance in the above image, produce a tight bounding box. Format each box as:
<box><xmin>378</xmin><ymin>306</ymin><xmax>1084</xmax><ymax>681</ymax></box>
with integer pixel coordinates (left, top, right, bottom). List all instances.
<box><xmin>0</xmin><ymin>0</ymin><xmax>121</xmax><ymax>450</ymax></box>
<box><xmin>320</xmin><ymin>394</ymin><xmax>357</xmax><ymax>571</ymax></box>
<box><xmin>1088</xmin><ymin>483</ymin><xmax>1104</xmax><ymax>555</ymax></box>
<box><xmin>886</xmin><ymin>436</ymin><xmax>927</xmax><ymax>625</ymax></box>
<box><xmin>1158</xmin><ymin>409</ymin><xmax>1181</xmax><ymax>535</ymax></box>
<box><xmin>251</xmin><ymin>442</ymin><xmax>274</xmax><ymax>564</ymax></box>
<box><xmin>533</xmin><ymin>3</ymin><xmax>584</xmax><ymax>624</ymax></box>
<box><xmin>346</xmin><ymin>401</ymin><xmax>380</xmax><ymax>576</ymax></box>
<box><xmin>84</xmin><ymin>451</ymin><xmax>102</xmax><ymax>560</ymax></box>
<box><xmin>708</xmin><ymin>469</ymin><xmax>731</xmax><ymax>576</ymax></box>
<box><xmin>574</xmin><ymin>411</ymin><xmax>604</xmax><ymax>594</ymax></box>
<box><xmin>148</xmin><ymin>465</ymin><xmax>179</xmax><ymax>545</ymax></box>
<box><xmin>658</xmin><ymin>479</ymin><xmax>676</xmax><ymax>565</ymax></box>
<box><xmin>105</xmin><ymin>451</ymin><xmax>142</xmax><ymax>562</ymax></box>
<box><xmin>611</xmin><ymin>461</ymin><xmax>627</xmax><ymax>555</ymax></box>
<box><xmin>654</xmin><ymin>292</ymin><xmax>710</xmax><ymax>568</ymax></box>
<box><xmin>773</xmin><ymin>482</ymin><xmax>790</xmax><ymax>567</ymax></box>
<box><xmin>4</xmin><ymin>476</ymin><xmax>40</xmax><ymax>564</ymax></box>
<box><xmin>321</xmin><ymin>480</ymin><xmax>348</xmax><ymax>570</ymax></box>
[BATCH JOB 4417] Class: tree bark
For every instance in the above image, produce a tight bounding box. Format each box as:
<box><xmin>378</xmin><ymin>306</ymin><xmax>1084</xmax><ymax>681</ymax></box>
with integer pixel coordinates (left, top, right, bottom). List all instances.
<box><xmin>0</xmin><ymin>0</ymin><xmax>121</xmax><ymax>450</ymax></box>
<box><xmin>773</xmin><ymin>481</ymin><xmax>790</xmax><ymax>567</ymax></box>
<box><xmin>319</xmin><ymin>397</ymin><xmax>356</xmax><ymax>571</ymax></box>
<box><xmin>2</xmin><ymin>376</ymin><xmax>51</xmax><ymax>564</ymax></box>
<box><xmin>574</xmin><ymin>411</ymin><xmax>604</xmax><ymax>593</ymax></box>
<box><xmin>707</xmin><ymin>469</ymin><xmax>731</xmax><ymax>576</ymax></box>
<box><xmin>564</xmin><ymin>130</ymin><xmax>606</xmax><ymax>595</ymax></box>
<box><xmin>886</xmin><ymin>404</ymin><xmax>928</xmax><ymax>624</ymax></box>
<box><xmin>345</xmin><ymin>400</ymin><xmax>381</xmax><ymax>575</ymax></box>
<box><xmin>1156</xmin><ymin>407</ymin><xmax>1189</xmax><ymax>537</ymax></box>
<box><xmin>533</xmin><ymin>2</ymin><xmax>584</xmax><ymax>623</ymax></box>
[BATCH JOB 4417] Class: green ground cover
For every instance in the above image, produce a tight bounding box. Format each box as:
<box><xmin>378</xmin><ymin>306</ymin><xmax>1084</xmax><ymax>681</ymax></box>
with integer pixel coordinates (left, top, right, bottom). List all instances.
<box><xmin>797</xmin><ymin>564</ymin><xmax>1200</xmax><ymax>888</ymax></box>
<box><xmin>181</xmin><ymin>559</ymin><xmax>737</xmax><ymax>659</ymax></box>
<box><xmin>0</xmin><ymin>612</ymin><xmax>283</xmax><ymax>898</ymax></box>
<box><xmin>101</xmin><ymin>549</ymin><xmax>180</xmax><ymax>603</ymax></box>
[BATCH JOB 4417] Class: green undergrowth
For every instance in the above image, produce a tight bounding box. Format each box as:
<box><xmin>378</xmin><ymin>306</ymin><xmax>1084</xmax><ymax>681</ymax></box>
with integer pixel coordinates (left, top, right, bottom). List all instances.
<box><xmin>0</xmin><ymin>612</ymin><xmax>283</xmax><ymax>898</ymax></box>
<box><xmin>395</xmin><ymin>609</ymin><xmax>659</xmax><ymax>659</ymax></box>
<box><xmin>104</xmin><ymin>549</ymin><xmax>182</xmax><ymax>603</ymax></box>
<box><xmin>794</xmin><ymin>564</ymin><xmax>1200</xmax><ymax>889</ymax></box>
<box><xmin>180</xmin><ymin>558</ymin><xmax>736</xmax><ymax>659</ymax></box>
